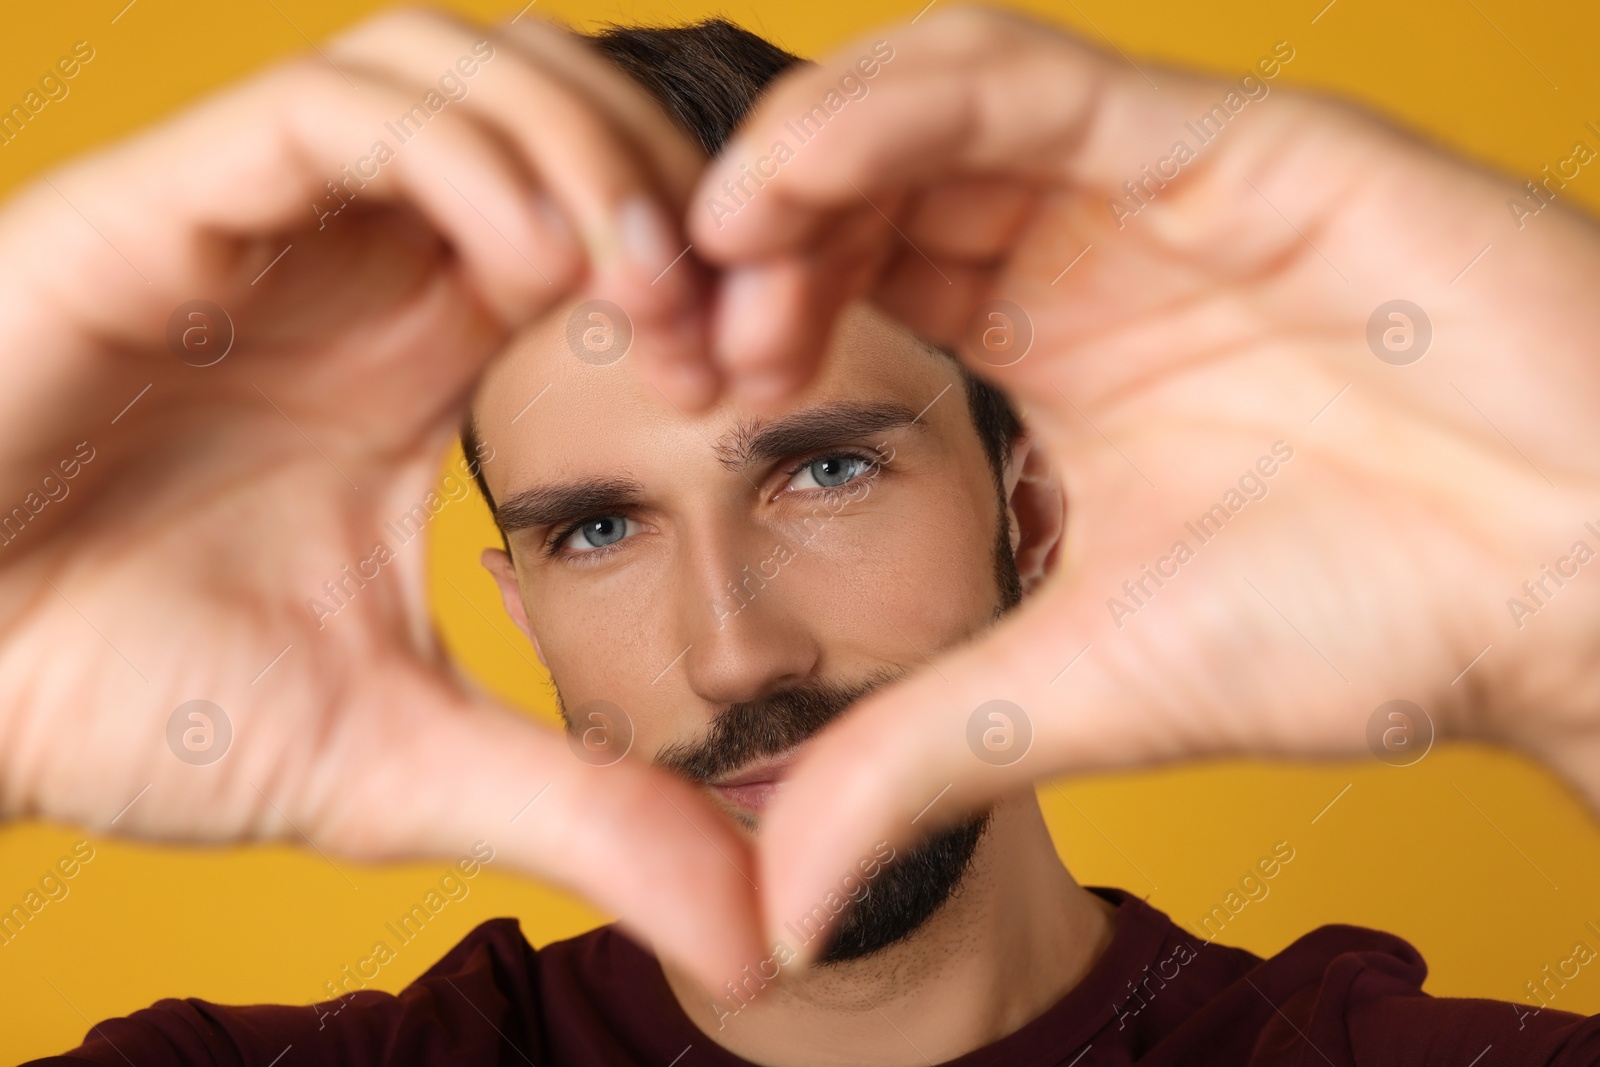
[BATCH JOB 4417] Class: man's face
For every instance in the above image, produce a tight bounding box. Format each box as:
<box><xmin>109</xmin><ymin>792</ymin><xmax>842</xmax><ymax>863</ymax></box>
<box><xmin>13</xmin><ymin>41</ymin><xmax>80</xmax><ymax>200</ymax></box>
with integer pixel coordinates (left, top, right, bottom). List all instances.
<box><xmin>475</xmin><ymin>302</ymin><xmax>1020</xmax><ymax>961</ymax></box>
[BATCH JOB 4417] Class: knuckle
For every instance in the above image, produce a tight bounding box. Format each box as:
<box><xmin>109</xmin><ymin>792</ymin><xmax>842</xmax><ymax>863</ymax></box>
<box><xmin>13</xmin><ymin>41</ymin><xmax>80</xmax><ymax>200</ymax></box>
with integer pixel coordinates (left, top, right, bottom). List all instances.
<box><xmin>925</xmin><ymin>5</ymin><xmax>1054</xmax><ymax>61</ymax></box>
<box><xmin>330</xmin><ymin>5</ymin><xmax>472</xmax><ymax>57</ymax></box>
<box><xmin>933</xmin><ymin>6</ymin><xmax>1017</xmax><ymax>42</ymax></box>
<box><xmin>257</xmin><ymin>55</ymin><xmax>347</xmax><ymax>103</ymax></box>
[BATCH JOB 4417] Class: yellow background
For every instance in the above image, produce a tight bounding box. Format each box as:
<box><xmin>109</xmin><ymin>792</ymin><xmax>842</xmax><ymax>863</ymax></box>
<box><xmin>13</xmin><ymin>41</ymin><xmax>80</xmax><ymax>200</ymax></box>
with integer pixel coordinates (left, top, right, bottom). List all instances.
<box><xmin>4</xmin><ymin>0</ymin><xmax>1600</xmax><ymax>1061</ymax></box>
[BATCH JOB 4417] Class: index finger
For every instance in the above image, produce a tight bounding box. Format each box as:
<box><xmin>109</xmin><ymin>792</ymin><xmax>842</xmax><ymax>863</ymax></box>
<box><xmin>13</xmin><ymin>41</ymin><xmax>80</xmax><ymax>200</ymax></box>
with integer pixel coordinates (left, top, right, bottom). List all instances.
<box><xmin>685</xmin><ymin>8</ymin><xmax>1258</xmax><ymax>390</ymax></box>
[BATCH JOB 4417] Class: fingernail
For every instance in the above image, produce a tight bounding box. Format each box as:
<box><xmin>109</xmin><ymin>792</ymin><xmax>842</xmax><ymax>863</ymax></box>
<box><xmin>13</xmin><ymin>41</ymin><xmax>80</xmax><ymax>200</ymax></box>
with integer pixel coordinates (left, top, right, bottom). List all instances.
<box><xmin>617</xmin><ymin>195</ymin><xmax>681</xmax><ymax>282</ymax></box>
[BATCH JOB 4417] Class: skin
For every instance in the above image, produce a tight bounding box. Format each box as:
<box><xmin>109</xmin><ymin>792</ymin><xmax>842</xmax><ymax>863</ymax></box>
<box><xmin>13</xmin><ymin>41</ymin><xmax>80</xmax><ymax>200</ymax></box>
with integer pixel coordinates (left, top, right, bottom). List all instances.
<box><xmin>474</xmin><ymin>300</ymin><xmax>1114</xmax><ymax>1066</ymax></box>
<box><xmin>0</xmin><ymin>8</ymin><xmax>762</xmax><ymax>991</ymax></box>
<box><xmin>670</xmin><ymin>9</ymin><xmax>1600</xmax><ymax>957</ymax></box>
<box><xmin>0</xmin><ymin>1</ymin><xmax>1598</xmax><ymax>1006</ymax></box>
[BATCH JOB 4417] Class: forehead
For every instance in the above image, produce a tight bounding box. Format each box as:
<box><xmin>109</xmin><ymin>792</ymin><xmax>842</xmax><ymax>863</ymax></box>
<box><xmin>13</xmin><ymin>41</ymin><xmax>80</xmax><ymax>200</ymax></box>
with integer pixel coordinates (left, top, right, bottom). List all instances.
<box><xmin>472</xmin><ymin>302</ymin><xmax>958</xmax><ymax>494</ymax></box>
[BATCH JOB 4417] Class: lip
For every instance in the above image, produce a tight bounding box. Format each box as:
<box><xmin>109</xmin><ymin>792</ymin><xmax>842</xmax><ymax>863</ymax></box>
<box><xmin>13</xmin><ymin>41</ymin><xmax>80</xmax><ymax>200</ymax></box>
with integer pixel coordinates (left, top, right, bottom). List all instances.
<box><xmin>709</xmin><ymin>748</ymin><xmax>801</xmax><ymax>814</ymax></box>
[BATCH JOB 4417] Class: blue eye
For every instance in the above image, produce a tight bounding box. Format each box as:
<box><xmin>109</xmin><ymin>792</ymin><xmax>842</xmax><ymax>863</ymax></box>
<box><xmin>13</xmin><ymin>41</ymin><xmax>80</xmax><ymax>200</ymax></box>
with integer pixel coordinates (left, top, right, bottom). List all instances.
<box><xmin>790</xmin><ymin>454</ymin><xmax>872</xmax><ymax>491</ymax></box>
<box><xmin>562</xmin><ymin>516</ymin><xmax>631</xmax><ymax>553</ymax></box>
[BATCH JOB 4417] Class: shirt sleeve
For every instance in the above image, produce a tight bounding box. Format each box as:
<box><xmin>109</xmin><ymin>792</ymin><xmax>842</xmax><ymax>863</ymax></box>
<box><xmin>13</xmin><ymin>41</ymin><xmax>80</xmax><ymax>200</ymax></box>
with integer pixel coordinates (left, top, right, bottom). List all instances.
<box><xmin>1247</xmin><ymin>925</ymin><xmax>1600</xmax><ymax>1067</ymax></box>
<box><xmin>24</xmin><ymin>919</ymin><xmax>544</xmax><ymax>1067</ymax></box>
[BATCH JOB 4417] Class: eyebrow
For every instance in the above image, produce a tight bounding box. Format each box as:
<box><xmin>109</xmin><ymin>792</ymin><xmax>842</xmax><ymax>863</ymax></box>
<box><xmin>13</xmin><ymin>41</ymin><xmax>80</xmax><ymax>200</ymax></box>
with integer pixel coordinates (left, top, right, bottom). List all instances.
<box><xmin>494</xmin><ymin>476</ymin><xmax>646</xmax><ymax>535</ymax></box>
<box><xmin>493</xmin><ymin>400</ymin><xmax>930</xmax><ymax>535</ymax></box>
<box><xmin>713</xmin><ymin>400</ymin><xmax>927</xmax><ymax>470</ymax></box>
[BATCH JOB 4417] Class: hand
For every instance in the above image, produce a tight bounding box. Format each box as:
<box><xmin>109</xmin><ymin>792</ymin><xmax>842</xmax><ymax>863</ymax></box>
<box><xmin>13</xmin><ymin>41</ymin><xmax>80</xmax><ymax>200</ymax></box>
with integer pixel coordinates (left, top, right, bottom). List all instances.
<box><xmin>0</xmin><ymin>8</ymin><xmax>759</xmax><ymax>987</ymax></box>
<box><xmin>683</xmin><ymin>8</ymin><xmax>1600</xmax><ymax>962</ymax></box>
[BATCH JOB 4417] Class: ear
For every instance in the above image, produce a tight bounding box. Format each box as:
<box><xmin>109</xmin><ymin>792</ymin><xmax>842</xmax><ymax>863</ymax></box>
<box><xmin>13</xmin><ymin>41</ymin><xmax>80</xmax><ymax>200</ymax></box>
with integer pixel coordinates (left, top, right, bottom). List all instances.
<box><xmin>480</xmin><ymin>547</ymin><xmax>549</xmax><ymax>669</ymax></box>
<box><xmin>1000</xmin><ymin>434</ymin><xmax>1065</xmax><ymax>597</ymax></box>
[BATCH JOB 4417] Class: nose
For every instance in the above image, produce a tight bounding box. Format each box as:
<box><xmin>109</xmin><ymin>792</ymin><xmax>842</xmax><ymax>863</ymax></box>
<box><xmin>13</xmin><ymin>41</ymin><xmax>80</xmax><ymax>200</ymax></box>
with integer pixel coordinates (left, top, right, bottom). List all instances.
<box><xmin>672</xmin><ymin>530</ymin><xmax>822</xmax><ymax>709</ymax></box>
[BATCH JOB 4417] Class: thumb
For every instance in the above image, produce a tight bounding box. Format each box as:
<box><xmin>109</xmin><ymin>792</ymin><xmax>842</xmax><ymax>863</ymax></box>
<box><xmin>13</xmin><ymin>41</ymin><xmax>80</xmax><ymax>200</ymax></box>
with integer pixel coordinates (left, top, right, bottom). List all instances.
<box><xmin>288</xmin><ymin>669</ymin><xmax>766</xmax><ymax>991</ymax></box>
<box><xmin>753</xmin><ymin>577</ymin><xmax>1189</xmax><ymax>968</ymax></box>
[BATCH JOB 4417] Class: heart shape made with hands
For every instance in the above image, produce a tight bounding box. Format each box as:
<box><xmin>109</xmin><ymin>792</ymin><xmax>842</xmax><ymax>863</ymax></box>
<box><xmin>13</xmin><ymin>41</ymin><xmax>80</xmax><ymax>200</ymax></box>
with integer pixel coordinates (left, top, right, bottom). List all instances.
<box><xmin>677</xmin><ymin>7</ymin><xmax>1600</xmax><ymax>974</ymax></box>
<box><xmin>1</xmin><ymin>5</ymin><xmax>1598</xmax><ymax>1001</ymax></box>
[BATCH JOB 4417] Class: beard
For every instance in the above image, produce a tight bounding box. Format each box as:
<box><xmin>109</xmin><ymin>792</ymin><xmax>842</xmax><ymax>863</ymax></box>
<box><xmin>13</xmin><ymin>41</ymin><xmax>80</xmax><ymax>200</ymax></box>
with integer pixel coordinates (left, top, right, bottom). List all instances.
<box><xmin>654</xmin><ymin>496</ymin><xmax>1022</xmax><ymax>965</ymax></box>
<box><xmin>654</xmin><ymin>669</ymin><xmax>994</xmax><ymax>965</ymax></box>
<box><xmin>557</xmin><ymin>474</ymin><xmax>1024</xmax><ymax>965</ymax></box>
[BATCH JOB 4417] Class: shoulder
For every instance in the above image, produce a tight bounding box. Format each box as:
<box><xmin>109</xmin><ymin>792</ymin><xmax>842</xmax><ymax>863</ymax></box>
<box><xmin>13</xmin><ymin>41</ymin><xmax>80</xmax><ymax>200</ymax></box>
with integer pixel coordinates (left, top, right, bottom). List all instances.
<box><xmin>1092</xmin><ymin>890</ymin><xmax>1600</xmax><ymax>1066</ymax></box>
<box><xmin>1179</xmin><ymin>918</ymin><xmax>1600</xmax><ymax>1065</ymax></box>
<box><xmin>28</xmin><ymin>919</ymin><xmax>621</xmax><ymax>1067</ymax></box>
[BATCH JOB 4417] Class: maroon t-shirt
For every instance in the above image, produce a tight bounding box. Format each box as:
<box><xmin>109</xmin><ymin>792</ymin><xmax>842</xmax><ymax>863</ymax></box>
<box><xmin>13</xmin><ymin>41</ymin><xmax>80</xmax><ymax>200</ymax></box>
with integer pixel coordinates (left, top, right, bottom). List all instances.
<box><xmin>31</xmin><ymin>888</ymin><xmax>1600</xmax><ymax>1065</ymax></box>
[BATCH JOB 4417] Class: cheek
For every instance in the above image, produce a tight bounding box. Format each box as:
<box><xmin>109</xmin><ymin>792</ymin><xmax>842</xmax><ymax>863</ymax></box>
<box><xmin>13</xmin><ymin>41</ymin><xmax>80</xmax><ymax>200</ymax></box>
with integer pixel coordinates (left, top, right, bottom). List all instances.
<box><xmin>525</xmin><ymin>559</ymin><xmax>679</xmax><ymax>744</ymax></box>
<box><xmin>786</xmin><ymin>474</ymin><xmax>1003</xmax><ymax>656</ymax></box>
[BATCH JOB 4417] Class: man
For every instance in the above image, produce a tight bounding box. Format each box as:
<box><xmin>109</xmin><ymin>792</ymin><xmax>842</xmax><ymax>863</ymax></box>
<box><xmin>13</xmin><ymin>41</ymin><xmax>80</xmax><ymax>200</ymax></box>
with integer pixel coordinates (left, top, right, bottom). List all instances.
<box><xmin>35</xmin><ymin>21</ymin><xmax>1600</xmax><ymax>1067</ymax></box>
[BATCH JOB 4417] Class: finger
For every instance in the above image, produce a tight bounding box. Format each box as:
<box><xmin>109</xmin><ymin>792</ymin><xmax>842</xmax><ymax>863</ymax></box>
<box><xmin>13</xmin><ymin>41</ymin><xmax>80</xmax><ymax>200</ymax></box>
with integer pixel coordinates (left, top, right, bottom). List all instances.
<box><xmin>712</xmin><ymin>256</ymin><xmax>888</xmax><ymax>408</ymax></box>
<box><xmin>324</xmin><ymin>11</ymin><xmax>718</xmax><ymax>407</ymax></box>
<box><xmin>276</xmin><ymin>668</ymin><xmax>765</xmax><ymax>991</ymax></box>
<box><xmin>491</xmin><ymin>18</ymin><xmax>707</xmax><ymax>202</ymax></box>
<box><xmin>749</xmin><ymin>586</ymin><xmax>1065</xmax><ymax>969</ymax></box>
<box><xmin>754</xmin><ymin>571</ymin><xmax>1325</xmax><ymax>969</ymax></box>
<box><xmin>710</xmin><ymin>202</ymin><xmax>898</xmax><ymax>404</ymax></box>
<box><xmin>687</xmin><ymin>8</ymin><xmax>1230</xmax><ymax>395</ymax></box>
<box><xmin>710</xmin><ymin>203</ymin><xmax>998</xmax><ymax>405</ymax></box>
<box><xmin>494</xmin><ymin>18</ymin><xmax>730</xmax><ymax>410</ymax></box>
<box><xmin>697</xmin><ymin>10</ymin><xmax>1159</xmax><ymax>250</ymax></box>
<box><xmin>23</xmin><ymin>57</ymin><xmax>575</xmax><ymax>342</ymax></box>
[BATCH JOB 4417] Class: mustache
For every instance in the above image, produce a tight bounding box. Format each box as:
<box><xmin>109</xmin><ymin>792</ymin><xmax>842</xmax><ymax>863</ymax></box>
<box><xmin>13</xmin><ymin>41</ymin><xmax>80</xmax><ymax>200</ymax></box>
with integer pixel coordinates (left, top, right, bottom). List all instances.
<box><xmin>655</xmin><ymin>666</ymin><xmax>905</xmax><ymax>784</ymax></box>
